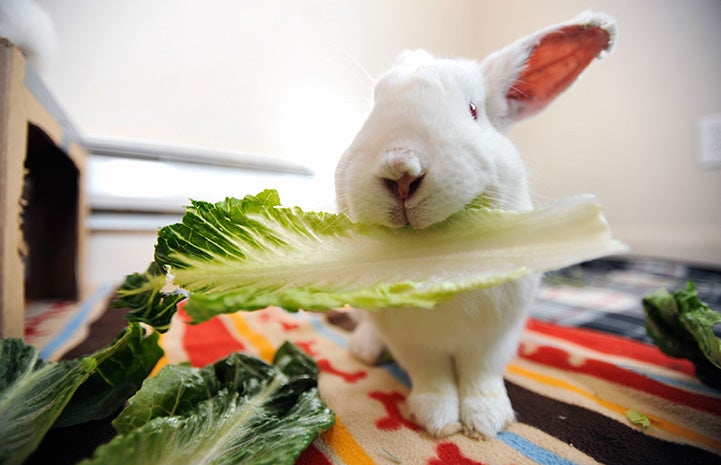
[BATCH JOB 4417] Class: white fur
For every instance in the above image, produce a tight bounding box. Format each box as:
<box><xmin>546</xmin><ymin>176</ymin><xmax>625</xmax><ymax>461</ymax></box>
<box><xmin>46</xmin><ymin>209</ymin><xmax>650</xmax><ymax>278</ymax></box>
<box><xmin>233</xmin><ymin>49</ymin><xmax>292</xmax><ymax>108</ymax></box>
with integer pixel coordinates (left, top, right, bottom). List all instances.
<box><xmin>0</xmin><ymin>0</ymin><xmax>57</xmax><ymax>72</ymax></box>
<box><xmin>335</xmin><ymin>11</ymin><xmax>616</xmax><ymax>438</ymax></box>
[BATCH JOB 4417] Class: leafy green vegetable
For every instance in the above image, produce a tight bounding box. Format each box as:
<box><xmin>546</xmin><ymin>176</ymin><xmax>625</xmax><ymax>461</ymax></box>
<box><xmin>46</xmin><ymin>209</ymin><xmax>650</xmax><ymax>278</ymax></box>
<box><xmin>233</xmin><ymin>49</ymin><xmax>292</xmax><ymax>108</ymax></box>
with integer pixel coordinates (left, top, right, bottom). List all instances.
<box><xmin>643</xmin><ymin>282</ymin><xmax>721</xmax><ymax>387</ymax></box>
<box><xmin>116</xmin><ymin>189</ymin><xmax>626</xmax><ymax>331</ymax></box>
<box><xmin>0</xmin><ymin>340</ymin><xmax>95</xmax><ymax>465</ymax></box>
<box><xmin>80</xmin><ymin>342</ymin><xmax>334</xmax><ymax>465</ymax></box>
<box><xmin>115</xmin><ymin>262</ymin><xmax>185</xmax><ymax>333</ymax></box>
<box><xmin>53</xmin><ymin>323</ymin><xmax>164</xmax><ymax>428</ymax></box>
<box><xmin>625</xmin><ymin>409</ymin><xmax>651</xmax><ymax>428</ymax></box>
<box><xmin>0</xmin><ymin>323</ymin><xmax>161</xmax><ymax>465</ymax></box>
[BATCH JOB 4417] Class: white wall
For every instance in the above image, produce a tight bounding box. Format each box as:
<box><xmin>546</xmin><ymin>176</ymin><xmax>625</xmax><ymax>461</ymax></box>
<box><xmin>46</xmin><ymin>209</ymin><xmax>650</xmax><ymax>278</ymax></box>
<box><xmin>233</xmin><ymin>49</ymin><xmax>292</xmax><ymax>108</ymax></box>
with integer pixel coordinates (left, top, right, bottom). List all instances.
<box><xmin>34</xmin><ymin>0</ymin><xmax>484</xmax><ymax>208</ymax></box>
<box><xmin>33</xmin><ymin>0</ymin><xmax>721</xmax><ymax>265</ymax></box>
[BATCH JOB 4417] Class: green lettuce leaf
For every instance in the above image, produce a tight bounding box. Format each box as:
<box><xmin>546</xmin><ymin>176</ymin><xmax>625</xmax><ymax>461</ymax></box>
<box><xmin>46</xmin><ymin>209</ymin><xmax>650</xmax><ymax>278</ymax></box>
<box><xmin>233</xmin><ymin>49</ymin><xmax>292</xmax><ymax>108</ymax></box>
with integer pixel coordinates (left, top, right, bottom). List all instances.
<box><xmin>0</xmin><ymin>322</ymin><xmax>161</xmax><ymax>465</ymax></box>
<box><xmin>53</xmin><ymin>323</ymin><xmax>164</xmax><ymax>428</ymax></box>
<box><xmin>116</xmin><ymin>189</ymin><xmax>626</xmax><ymax>331</ymax></box>
<box><xmin>80</xmin><ymin>342</ymin><xmax>334</xmax><ymax>465</ymax></box>
<box><xmin>0</xmin><ymin>341</ymin><xmax>95</xmax><ymax>465</ymax></box>
<box><xmin>625</xmin><ymin>409</ymin><xmax>651</xmax><ymax>428</ymax></box>
<box><xmin>114</xmin><ymin>262</ymin><xmax>185</xmax><ymax>333</ymax></box>
<box><xmin>643</xmin><ymin>282</ymin><xmax>721</xmax><ymax>387</ymax></box>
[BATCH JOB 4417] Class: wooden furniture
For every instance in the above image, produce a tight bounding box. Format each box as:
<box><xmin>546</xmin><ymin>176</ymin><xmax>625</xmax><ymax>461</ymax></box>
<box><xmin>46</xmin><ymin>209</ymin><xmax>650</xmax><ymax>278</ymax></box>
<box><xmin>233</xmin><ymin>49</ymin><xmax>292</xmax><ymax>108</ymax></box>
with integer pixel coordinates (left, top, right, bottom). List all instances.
<box><xmin>0</xmin><ymin>38</ymin><xmax>87</xmax><ymax>338</ymax></box>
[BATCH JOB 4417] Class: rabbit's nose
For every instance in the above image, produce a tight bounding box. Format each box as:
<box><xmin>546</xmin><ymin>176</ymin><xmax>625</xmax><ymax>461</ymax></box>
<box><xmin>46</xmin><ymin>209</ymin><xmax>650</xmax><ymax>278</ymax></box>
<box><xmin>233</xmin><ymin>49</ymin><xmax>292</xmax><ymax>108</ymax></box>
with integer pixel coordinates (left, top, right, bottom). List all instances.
<box><xmin>380</xmin><ymin>148</ymin><xmax>425</xmax><ymax>201</ymax></box>
<box><xmin>385</xmin><ymin>172</ymin><xmax>425</xmax><ymax>202</ymax></box>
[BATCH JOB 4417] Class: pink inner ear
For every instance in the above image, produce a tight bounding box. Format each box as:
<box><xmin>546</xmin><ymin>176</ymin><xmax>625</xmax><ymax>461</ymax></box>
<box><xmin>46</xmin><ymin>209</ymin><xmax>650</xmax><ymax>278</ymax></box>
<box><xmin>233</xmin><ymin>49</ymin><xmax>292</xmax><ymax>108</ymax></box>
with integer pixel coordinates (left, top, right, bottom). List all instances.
<box><xmin>506</xmin><ymin>25</ymin><xmax>611</xmax><ymax>119</ymax></box>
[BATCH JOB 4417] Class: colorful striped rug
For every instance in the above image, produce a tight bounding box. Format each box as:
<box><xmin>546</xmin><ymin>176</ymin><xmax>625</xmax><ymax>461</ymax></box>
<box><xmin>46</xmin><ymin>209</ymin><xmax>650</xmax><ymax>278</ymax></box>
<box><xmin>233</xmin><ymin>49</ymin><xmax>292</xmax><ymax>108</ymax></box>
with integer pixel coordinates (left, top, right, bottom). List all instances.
<box><xmin>24</xmin><ymin>284</ymin><xmax>115</xmax><ymax>361</ymax></box>
<box><xmin>151</xmin><ymin>304</ymin><xmax>721</xmax><ymax>465</ymax></box>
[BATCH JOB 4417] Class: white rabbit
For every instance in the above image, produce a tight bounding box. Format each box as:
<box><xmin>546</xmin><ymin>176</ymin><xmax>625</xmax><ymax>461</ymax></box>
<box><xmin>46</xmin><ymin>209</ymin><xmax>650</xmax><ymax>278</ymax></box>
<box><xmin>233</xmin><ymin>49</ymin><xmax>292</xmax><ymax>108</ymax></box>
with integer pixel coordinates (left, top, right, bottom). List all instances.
<box><xmin>335</xmin><ymin>11</ymin><xmax>617</xmax><ymax>438</ymax></box>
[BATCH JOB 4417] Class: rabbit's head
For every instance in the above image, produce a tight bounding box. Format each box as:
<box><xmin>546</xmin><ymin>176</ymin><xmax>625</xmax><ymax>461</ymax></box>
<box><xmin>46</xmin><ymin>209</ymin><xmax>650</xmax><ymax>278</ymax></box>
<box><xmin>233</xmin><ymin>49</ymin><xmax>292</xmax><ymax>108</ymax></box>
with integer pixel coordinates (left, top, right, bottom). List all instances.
<box><xmin>335</xmin><ymin>11</ymin><xmax>616</xmax><ymax>228</ymax></box>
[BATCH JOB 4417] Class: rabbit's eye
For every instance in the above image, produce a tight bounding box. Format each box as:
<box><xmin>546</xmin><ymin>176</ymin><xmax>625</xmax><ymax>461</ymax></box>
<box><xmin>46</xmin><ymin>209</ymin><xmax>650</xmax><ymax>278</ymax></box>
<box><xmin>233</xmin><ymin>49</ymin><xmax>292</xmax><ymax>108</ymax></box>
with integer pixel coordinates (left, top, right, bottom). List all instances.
<box><xmin>469</xmin><ymin>101</ymin><xmax>478</xmax><ymax>120</ymax></box>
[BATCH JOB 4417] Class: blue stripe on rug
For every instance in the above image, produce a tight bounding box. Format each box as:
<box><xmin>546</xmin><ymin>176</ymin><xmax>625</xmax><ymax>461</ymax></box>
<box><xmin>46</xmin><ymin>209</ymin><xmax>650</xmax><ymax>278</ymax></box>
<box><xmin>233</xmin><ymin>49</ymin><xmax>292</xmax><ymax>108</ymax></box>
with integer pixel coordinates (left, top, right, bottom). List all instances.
<box><xmin>40</xmin><ymin>284</ymin><xmax>114</xmax><ymax>360</ymax></box>
<box><xmin>498</xmin><ymin>431</ymin><xmax>579</xmax><ymax>465</ymax></box>
<box><xmin>306</xmin><ymin>314</ymin><xmax>350</xmax><ymax>349</ymax></box>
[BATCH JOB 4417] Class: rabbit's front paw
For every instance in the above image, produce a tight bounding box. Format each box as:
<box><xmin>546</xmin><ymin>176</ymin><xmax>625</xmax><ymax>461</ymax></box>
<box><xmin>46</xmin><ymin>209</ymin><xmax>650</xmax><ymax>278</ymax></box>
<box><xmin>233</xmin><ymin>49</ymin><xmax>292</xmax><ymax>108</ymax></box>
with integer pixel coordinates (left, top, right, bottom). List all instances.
<box><xmin>460</xmin><ymin>389</ymin><xmax>515</xmax><ymax>439</ymax></box>
<box><xmin>408</xmin><ymin>391</ymin><xmax>463</xmax><ymax>437</ymax></box>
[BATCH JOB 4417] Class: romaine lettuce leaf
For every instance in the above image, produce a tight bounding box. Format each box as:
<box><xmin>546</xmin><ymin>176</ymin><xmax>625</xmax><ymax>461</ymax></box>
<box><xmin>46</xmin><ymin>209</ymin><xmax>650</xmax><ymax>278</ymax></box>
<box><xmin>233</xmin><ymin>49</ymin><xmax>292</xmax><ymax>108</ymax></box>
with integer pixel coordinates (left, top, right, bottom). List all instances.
<box><xmin>0</xmin><ymin>340</ymin><xmax>94</xmax><ymax>465</ymax></box>
<box><xmin>0</xmin><ymin>323</ymin><xmax>161</xmax><ymax>465</ymax></box>
<box><xmin>79</xmin><ymin>342</ymin><xmax>334</xmax><ymax>465</ymax></box>
<box><xmin>643</xmin><ymin>282</ymin><xmax>721</xmax><ymax>387</ymax></box>
<box><xmin>116</xmin><ymin>189</ymin><xmax>626</xmax><ymax>331</ymax></box>
<box><xmin>53</xmin><ymin>323</ymin><xmax>164</xmax><ymax>428</ymax></box>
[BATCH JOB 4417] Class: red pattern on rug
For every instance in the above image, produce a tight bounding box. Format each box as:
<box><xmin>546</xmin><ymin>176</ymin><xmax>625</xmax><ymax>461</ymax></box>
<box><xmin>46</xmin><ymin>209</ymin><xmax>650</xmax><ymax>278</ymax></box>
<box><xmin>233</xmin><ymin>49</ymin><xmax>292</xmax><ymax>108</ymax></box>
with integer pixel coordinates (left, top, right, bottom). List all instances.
<box><xmin>178</xmin><ymin>310</ymin><xmax>245</xmax><ymax>367</ymax></box>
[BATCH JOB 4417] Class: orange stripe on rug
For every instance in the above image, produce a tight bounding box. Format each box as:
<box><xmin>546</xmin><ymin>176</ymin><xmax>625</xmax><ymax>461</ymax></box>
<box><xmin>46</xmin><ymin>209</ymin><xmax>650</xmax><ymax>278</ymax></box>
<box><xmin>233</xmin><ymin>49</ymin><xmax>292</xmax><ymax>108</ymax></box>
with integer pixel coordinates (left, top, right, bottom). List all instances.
<box><xmin>507</xmin><ymin>362</ymin><xmax>721</xmax><ymax>453</ymax></box>
<box><xmin>225</xmin><ymin>313</ymin><xmax>276</xmax><ymax>362</ymax></box>
<box><xmin>150</xmin><ymin>331</ymin><xmax>169</xmax><ymax>377</ymax></box>
<box><xmin>321</xmin><ymin>417</ymin><xmax>376</xmax><ymax>465</ymax></box>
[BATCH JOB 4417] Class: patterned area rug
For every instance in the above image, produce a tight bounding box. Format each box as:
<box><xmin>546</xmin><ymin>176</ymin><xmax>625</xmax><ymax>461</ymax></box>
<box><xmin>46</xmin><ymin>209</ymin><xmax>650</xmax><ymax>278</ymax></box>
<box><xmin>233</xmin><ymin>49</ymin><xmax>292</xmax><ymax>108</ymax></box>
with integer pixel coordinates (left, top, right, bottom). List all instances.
<box><xmin>24</xmin><ymin>284</ymin><xmax>115</xmax><ymax>361</ymax></box>
<box><xmin>23</xmin><ymin>258</ymin><xmax>721</xmax><ymax>465</ymax></box>
<box><xmin>150</xmin><ymin>304</ymin><xmax>720</xmax><ymax>465</ymax></box>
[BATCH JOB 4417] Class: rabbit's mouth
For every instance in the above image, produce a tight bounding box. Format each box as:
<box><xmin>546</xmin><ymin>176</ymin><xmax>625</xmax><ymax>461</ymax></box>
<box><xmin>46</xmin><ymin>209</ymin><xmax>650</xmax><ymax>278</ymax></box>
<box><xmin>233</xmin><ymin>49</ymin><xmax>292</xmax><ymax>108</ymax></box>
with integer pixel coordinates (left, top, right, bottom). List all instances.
<box><xmin>388</xmin><ymin>206</ymin><xmax>424</xmax><ymax>229</ymax></box>
<box><xmin>387</xmin><ymin>194</ymin><xmax>439</xmax><ymax>229</ymax></box>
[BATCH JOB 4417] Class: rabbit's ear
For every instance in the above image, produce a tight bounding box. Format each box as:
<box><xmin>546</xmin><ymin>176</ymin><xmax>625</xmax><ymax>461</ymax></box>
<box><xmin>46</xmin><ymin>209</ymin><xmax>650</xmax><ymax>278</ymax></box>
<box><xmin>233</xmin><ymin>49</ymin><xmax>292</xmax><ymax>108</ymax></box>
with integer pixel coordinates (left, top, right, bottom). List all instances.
<box><xmin>481</xmin><ymin>11</ymin><xmax>616</xmax><ymax>129</ymax></box>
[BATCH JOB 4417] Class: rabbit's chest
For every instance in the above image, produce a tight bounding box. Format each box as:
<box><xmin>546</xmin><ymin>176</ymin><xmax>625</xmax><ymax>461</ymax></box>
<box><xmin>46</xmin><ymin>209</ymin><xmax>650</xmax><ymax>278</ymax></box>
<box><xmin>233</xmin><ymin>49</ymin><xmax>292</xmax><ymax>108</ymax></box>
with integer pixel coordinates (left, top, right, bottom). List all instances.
<box><xmin>369</xmin><ymin>274</ymin><xmax>540</xmax><ymax>351</ymax></box>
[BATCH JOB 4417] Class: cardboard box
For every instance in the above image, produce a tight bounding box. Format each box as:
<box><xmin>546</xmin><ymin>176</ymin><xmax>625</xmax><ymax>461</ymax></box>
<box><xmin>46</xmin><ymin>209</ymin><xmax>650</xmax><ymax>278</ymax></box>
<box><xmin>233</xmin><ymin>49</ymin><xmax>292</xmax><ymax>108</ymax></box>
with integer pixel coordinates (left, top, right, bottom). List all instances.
<box><xmin>0</xmin><ymin>38</ymin><xmax>87</xmax><ymax>338</ymax></box>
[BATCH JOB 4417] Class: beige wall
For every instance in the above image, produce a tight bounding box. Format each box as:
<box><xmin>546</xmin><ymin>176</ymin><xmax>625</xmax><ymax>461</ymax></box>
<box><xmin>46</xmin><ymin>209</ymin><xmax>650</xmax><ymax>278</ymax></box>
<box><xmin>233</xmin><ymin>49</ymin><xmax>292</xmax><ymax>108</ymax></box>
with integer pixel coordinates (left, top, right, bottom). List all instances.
<box><xmin>471</xmin><ymin>1</ymin><xmax>721</xmax><ymax>265</ymax></box>
<box><xmin>36</xmin><ymin>0</ymin><xmax>721</xmax><ymax>265</ymax></box>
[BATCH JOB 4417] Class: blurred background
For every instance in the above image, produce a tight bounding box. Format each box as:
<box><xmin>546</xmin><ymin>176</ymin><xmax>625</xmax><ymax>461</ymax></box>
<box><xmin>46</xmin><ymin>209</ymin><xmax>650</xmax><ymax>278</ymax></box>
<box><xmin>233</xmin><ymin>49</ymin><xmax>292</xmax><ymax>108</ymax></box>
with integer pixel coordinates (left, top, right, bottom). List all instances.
<box><xmin>4</xmin><ymin>0</ymin><xmax>721</xmax><ymax>288</ymax></box>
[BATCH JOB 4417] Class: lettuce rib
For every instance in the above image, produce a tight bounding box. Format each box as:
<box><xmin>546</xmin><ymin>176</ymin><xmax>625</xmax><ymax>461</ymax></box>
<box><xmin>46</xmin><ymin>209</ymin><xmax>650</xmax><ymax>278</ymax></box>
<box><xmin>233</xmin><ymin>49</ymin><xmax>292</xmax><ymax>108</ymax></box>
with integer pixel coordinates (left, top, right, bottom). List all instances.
<box><xmin>116</xmin><ymin>189</ymin><xmax>627</xmax><ymax>331</ymax></box>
